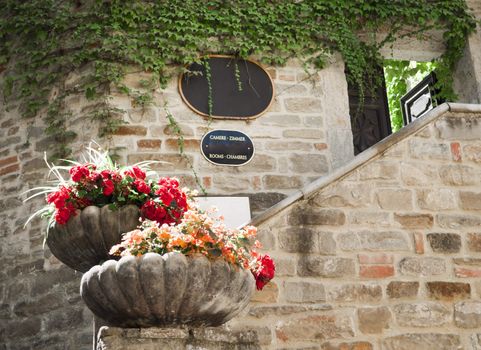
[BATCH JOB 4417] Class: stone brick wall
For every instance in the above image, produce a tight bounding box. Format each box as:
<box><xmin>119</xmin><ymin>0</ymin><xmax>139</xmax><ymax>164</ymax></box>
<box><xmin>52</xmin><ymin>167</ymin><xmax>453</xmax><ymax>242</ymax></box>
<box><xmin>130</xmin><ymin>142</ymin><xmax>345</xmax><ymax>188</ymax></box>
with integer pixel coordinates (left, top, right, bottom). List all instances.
<box><xmin>0</xmin><ymin>57</ymin><xmax>352</xmax><ymax>350</ymax></box>
<box><xmin>222</xmin><ymin>107</ymin><xmax>481</xmax><ymax>349</ymax></box>
<box><xmin>99</xmin><ymin>56</ymin><xmax>353</xmax><ymax>215</ymax></box>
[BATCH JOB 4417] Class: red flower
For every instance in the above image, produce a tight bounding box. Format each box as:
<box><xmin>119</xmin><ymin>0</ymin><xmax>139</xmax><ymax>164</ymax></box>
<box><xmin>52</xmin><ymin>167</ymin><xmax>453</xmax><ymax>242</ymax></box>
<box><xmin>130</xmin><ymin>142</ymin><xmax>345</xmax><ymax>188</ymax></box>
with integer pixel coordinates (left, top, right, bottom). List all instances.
<box><xmin>134</xmin><ymin>179</ymin><xmax>151</xmax><ymax>194</ymax></box>
<box><xmin>69</xmin><ymin>165</ymin><xmax>90</xmax><ymax>182</ymax></box>
<box><xmin>54</xmin><ymin>203</ymin><xmax>77</xmax><ymax>225</ymax></box>
<box><xmin>140</xmin><ymin>200</ymin><xmax>167</xmax><ymax>223</ymax></box>
<box><xmin>102</xmin><ymin>179</ymin><xmax>115</xmax><ymax>196</ymax></box>
<box><xmin>159</xmin><ymin>177</ymin><xmax>179</xmax><ymax>188</ymax></box>
<box><xmin>158</xmin><ymin>190</ymin><xmax>174</xmax><ymax>206</ymax></box>
<box><xmin>252</xmin><ymin>255</ymin><xmax>275</xmax><ymax>290</ymax></box>
<box><xmin>46</xmin><ymin>186</ymin><xmax>71</xmax><ymax>209</ymax></box>
<box><xmin>124</xmin><ymin>166</ymin><xmax>146</xmax><ymax>180</ymax></box>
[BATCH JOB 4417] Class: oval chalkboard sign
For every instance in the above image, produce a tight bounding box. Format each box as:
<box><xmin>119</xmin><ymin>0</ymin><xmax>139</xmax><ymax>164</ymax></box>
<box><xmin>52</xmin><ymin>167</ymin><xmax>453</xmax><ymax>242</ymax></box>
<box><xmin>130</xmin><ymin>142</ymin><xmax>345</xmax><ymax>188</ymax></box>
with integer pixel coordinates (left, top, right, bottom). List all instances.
<box><xmin>201</xmin><ymin>130</ymin><xmax>255</xmax><ymax>166</ymax></box>
<box><xmin>179</xmin><ymin>55</ymin><xmax>274</xmax><ymax>119</ymax></box>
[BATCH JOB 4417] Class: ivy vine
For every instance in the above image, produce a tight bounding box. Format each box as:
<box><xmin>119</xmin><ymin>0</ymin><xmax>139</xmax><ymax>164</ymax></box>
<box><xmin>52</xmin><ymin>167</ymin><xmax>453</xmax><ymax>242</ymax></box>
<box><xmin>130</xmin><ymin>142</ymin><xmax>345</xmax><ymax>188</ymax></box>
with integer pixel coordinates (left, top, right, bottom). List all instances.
<box><xmin>0</xmin><ymin>0</ymin><xmax>477</xmax><ymax>159</ymax></box>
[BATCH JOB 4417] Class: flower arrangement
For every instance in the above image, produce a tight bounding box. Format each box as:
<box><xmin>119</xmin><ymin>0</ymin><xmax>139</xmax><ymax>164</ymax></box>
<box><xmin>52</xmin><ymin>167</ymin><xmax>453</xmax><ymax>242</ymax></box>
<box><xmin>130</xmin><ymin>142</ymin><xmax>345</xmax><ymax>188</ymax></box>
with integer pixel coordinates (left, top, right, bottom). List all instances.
<box><xmin>25</xmin><ymin>144</ymin><xmax>275</xmax><ymax>290</ymax></box>
<box><xmin>109</xmin><ymin>205</ymin><xmax>275</xmax><ymax>290</ymax></box>
<box><xmin>25</xmin><ymin>145</ymin><xmax>191</xmax><ymax>229</ymax></box>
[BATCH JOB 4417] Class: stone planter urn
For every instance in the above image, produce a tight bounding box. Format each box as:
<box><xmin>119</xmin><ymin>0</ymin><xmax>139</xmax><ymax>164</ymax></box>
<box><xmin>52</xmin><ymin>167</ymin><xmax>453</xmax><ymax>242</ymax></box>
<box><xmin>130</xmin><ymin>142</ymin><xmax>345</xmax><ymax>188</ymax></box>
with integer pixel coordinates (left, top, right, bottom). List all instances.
<box><xmin>80</xmin><ymin>252</ymin><xmax>255</xmax><ymax>327</ymax></box>
<box><xmin>46</xmin><ymin>205</ymin><xmax>139</xmax><ymax>272</ymax></box>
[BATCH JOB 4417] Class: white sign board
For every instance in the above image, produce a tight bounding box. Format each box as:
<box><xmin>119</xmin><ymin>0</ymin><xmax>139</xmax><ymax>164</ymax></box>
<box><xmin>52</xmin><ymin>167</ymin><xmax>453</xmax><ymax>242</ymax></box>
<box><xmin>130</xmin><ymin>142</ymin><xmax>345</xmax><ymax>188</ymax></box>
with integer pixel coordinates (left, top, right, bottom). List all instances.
<box><xmin>195</xmin><ymin>196</ymin><xmax>251</xmax><ymax>229</ymax></box>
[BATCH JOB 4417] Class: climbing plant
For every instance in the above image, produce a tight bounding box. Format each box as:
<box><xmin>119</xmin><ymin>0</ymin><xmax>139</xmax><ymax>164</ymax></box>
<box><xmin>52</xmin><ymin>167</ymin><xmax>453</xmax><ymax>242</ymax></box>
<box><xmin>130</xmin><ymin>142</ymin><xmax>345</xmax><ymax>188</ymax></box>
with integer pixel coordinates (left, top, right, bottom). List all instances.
<box><xmin>0</xmin><ymin>0</ymin><xmax>477</xmax><ymax>159</ymax></box>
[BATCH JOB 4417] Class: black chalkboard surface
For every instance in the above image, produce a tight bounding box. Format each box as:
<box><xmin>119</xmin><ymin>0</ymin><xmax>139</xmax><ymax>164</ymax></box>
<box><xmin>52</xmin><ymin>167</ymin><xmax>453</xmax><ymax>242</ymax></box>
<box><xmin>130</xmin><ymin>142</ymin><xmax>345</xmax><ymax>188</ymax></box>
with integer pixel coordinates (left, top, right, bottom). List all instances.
<box><xmin>179</xmin><ymin>56</ymin><xmax>274</xmax><ymax>119</ymax></box>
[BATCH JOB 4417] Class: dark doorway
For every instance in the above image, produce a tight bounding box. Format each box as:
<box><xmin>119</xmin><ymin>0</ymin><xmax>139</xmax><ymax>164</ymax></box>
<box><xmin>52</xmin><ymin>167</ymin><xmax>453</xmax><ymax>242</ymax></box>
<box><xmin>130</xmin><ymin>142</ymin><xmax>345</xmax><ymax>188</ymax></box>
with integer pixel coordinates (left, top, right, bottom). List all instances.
<box><xmin>347</xmin><ymin>67</ymin><xmax>392</xmax><ymax>155</ymax></box>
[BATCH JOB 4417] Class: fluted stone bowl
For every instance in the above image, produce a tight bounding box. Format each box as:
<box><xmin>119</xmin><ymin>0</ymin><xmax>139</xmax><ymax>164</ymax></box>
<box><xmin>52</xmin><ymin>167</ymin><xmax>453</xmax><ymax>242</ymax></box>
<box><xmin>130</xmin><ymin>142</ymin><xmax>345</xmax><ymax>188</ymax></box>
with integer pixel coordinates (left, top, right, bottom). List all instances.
<box><xmin>80</xmin><ymin>252</ymin><xmax>255</xmax><ymax>328</ymax></box>
<box><xmin>46</xmin><ymin>205</ymin><xmax>140</xmax><ymax>273</ymax></box>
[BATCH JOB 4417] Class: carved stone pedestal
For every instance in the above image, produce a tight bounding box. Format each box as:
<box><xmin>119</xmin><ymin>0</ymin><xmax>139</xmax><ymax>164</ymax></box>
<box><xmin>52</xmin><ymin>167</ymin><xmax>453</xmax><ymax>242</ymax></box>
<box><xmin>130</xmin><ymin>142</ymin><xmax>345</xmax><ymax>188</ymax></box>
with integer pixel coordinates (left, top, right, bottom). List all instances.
<box><xmin>96</xmin><ymin>326</ymin><xmax>261</xmax><ymax>350</ymax></box>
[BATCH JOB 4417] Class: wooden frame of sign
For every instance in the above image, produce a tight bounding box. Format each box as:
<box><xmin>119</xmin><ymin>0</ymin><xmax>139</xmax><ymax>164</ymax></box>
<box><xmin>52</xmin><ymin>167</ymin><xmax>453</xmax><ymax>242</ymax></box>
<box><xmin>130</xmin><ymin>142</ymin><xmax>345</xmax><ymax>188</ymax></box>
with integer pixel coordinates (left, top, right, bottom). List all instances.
<box><xmin>178</xmin><ymin>55</ymin><xmax>275</xmax><ymax>120</ymax></box>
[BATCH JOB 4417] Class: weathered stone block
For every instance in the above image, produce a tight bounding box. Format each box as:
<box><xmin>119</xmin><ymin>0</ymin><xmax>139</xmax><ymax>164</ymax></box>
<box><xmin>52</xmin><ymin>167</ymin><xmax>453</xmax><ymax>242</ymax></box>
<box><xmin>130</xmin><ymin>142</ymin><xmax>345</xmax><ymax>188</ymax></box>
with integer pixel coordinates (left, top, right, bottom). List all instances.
<box><xmin>127</xmin><ymin>153</ymin><xmax>192</xmax><ymax>171</ymax></box>
<box><xmin>437</xmin><ymin>214</ymin><xmax>481</xmax><ymax>229</ymax></box>
<box><xmin>468</xmin><ymin>233</ymin><xmax>481</xmax><ymax>252</ymax></box>
<box><xmin>426</xmin><ymin>281</ymin><xmax>470</xmax><ymax>300</ymax></box>
<box><xmin>248</xmin><ymin>304</ymin><xmax>332</xmax><ymax>318</ymax></box>
<box><xmin>312</xmin><ymin>183</ymin><xmax>371</xmax><ymax>208</ymax></box>
<box><xmin>464</xmin><ymin>144</ymin><xmax>481</xmax><ymax>163</ymax></box>
<box><xmin>259</xmin><ymin>113</ymin><xmax>301</xmax><ymax>126</ymax></box>
<box><xmin>327</xmin><ymin>284</ymin><xmax>382</xmax><ymax>303</ymax></box>
<box><xmin>270</xmin><ymin>256</ymin><xmax>296</xmax><ymax>277</ymax></box>
<box><xmin>284</xmin><ymin>97</ymin><xmax>321</xmax><ymax>113</ymax></box>
<box><xmin>348</xmin><ymin>211</ymin><xmax>390</xmax><ymax>227</ymax></box>
<box><xmin>417</xmin><ymin>189</ymin><xmax>458</xmax><ymax>210</ymax></box>
<box><xmin>321</xmin><ymin>341</ymin><xmax>373</xmax><ymax>350</ymax></box>
<box><xmin>382</xmin><ymin>333</ymin><xmax>461</xmax><ymax>350</ymax></box>
<box><xmin>246</xmin><ymin>154</ymin><xmax>277</xmax><ymax>172</ymax></box>
<box><xmin>394</xmin><ymin>302</ymin><xmax>450</xmax><ymax>327</ymax></box>
<box><xmin>426</xmin><ymin>233</ymin><xmax>461</xmax><ymax>253</ymax></box>
<box><xmin>337</xmin><ymin>231</ymin><xmax>410</xmax><ymax>251</ymax></box>
<box><xmin>435</xmin><ymin>115</ymin><xmax>481</xmax><ymax>140</ymax></box>
<box><xmin>460</xmin><ymin>191</ymin><xmax>481</xmax><ymax>210</ymax></box>
<box><xmin>275</xmin><ymin>314</ymin><xmax>354</xmax><ymax>342</ymax></box>
<box><xmin>376</xmin><ymin>189</ymin><xmax>412</xmax><ymax>210</ymax></box>
<box><xmin>251</xmin><ymin>281</ymin><xmax>279</xmax><ymax>303</ymax></box>
<box><xmin>278</xmin><ymin>227</ymin><xmax>336</xmax><ymax>254</ymax></box>
<box><xmin>401</xmin><ymin>162</ymin><xmax>439</xmax><ymax>186</ymax></box>
<box><xmin>409</xmin><ymin>140</ymin><xmax>450</xmax><ymax>160</ymax></box>
<box><xmin>265</xmin><ymin>141</ymin><xmax>312</xmax><ymax>151</ymax></box>
<box><xmin>288</xmin><ymin>154</ymin><xmax>329</xmax><ymax>173</ymax></box>
<box><xmin>128</xmin><ymin>108</ymin><xmax>157</xmax><ymax>123</ymax></box>
<box><xmin>288</xmin><ymin>207</ymin><xmax>346</xmax><ymax>226</ymax></box>
<box><xmin>399</xmin><ymin>257</ymin><xmax>446</xmax><ymax>276</ymax></box>
<box><xmin>283</xmin><ymin>129</ymin><xmax>324</xmax><ymax>139</ymax></box>
<box><xmin>454</xmin><ymin>301</ymin><xmax>481</xmax><ymax>328</ymax></box>
<box><xmin>284</xmin><ymin>281</ymin><xmax>326</xmax><ymax>303</ymax></box>
<box><xmin>358</xmin><ymin>306</ymin><xmax>391</xmax><ymax>334</ymax></box>
<box><xmin>439</xmin><ymin>164</ymin><xmax>478</xmax><ymax>186</ymax></box>
<box><xmin>359</xmin><ymin>161</ymin><xmax>399</xmax><ymax>180</ymax></box>
<box><xmin>263</xmin><ymin>175</ymin><xmax>303</xmax><ymax>189</ymax></box>
<box><xmin>387</xmin><ymin>281</ymin><xmax>419</xmax><ymax>299</ymax></box>
<box><xmin>14</xmin><ymin>294</ymin><xmax>64</xmax><ymax>317</ymax></box>
<box><xmin>394</xmin><ymin>213</ymin><xmax>433</xmax><ymax>229</ymax></box>
<box><xmin>298</xmin><ymin>256</ymin><xmax>355</xmax><ymax>278</ymax></box>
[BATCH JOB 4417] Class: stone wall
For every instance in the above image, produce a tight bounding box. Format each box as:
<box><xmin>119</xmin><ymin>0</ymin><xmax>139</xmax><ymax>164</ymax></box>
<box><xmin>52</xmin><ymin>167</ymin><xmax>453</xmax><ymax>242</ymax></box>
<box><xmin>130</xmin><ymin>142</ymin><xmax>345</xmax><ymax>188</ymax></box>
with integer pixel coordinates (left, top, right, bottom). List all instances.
<box><xmin>96</xmin><ymin>56</ymin><xmax>353</xmax><ymax>216</ymax></box>
<box><xmin>0</xmin><ymin>57</ymin><xmax>352</xmax><ymax>350</ymax></box>
<box><xmin>222</xmin><ymin>105</ymin><xmax>481</xmax><ymax>349</ymax></box>
<box><xmin>95</xmin><ymin>104</ymin><xmax>481</xmax><ymax>350</ymax></box>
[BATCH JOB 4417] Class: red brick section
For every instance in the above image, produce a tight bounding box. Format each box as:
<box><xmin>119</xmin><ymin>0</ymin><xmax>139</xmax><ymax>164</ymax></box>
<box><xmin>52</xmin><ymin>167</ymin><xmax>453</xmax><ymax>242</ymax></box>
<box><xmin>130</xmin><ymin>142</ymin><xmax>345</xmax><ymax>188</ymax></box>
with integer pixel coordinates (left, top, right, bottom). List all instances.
<box><xmin>413</xmin><ymin>232</ymin><xmax>424</xmax><ymax>254</ymax></box>
<box><xmin>359</xmin><ymin>254</ymin><xmax>394</xmax><ymax>279</ymax></box>
<box><xmin>0</xmin><ymin>156</ymin><xmax>19</xmax><ymax>176</ymax></box>
<box><xmin>165</xmin><ymin>139</ymin><xmax>200</xmax><ymax>151</ymax></box>
<box><xmin>202</xmin><ymin>177</ymin><xmax>212</xmax><ymax>189</ymax></box>
<box><xmin>360</xmin><ymin>265</ymin><xmax>394</xmax><ymax>279</ymax></box>
<box><xmin>358</xmin><ymin>254</ymin><xmax>393</xmax><ymax>265</ymax></box>
<box><xmin>137</xmin><ymin>139</ymin><xmax>161</xmax><ymax>149</ymax></box>
<box><xmin>314</xmin><ymin>143</ymin><xmax>328</xmax><ymax>151</ymax></box>
<box><xmin>0</xmin><ymin>155</ymin><xmax>17</xmax><ymax>167</ymax></box>
<box><xmin>455</xmin><ymin>267</ymin><xmax>481</xmax><ymax>278</ymax></box>
<box><xmin>113</xmin><ymin>125</ymin><xmax>147</xmax><ymax>136</ymax></box>
<box><xmin>451</xmin><ymin>142</ymin><xmax>462</xmax><ymax>162</ymax></box>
